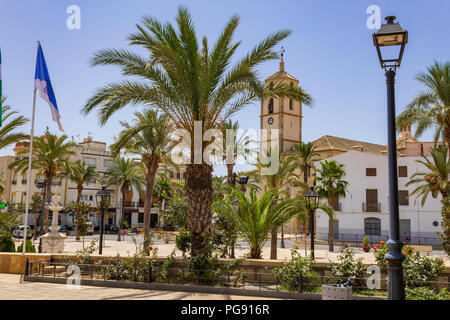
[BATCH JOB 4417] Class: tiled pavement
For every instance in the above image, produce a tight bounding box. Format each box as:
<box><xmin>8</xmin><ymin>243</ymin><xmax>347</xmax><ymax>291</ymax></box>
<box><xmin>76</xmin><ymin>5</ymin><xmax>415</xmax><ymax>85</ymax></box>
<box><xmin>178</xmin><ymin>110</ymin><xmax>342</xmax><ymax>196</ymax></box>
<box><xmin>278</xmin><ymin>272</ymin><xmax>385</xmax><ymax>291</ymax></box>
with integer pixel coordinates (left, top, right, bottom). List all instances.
<box><xmin>0</xmin><ymin>274</ymin><xmax>277</xmax><ymax>300</ymax></box>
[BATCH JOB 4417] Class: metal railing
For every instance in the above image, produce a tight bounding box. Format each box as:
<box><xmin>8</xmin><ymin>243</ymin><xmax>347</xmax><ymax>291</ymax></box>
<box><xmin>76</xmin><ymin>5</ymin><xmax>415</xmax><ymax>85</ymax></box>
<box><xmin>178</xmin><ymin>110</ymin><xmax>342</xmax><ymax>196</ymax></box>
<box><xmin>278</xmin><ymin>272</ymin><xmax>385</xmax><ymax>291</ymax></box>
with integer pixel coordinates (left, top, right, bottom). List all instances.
<box><xmin>24</xmin><ymin>258</ymin><xmax>449</xmax><ymax>298</ymax></box>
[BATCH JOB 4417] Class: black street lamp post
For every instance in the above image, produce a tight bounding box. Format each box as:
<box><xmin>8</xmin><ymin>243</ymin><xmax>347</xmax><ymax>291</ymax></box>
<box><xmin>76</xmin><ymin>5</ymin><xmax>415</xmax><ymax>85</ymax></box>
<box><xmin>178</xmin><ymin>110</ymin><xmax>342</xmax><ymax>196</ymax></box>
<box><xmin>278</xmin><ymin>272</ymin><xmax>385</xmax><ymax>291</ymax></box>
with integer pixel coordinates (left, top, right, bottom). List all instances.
<box><xmin>96</xmin><ymin>187</ymin><xmax>111</xmax><ymax>255</ymax></box>
<box><xmin>304</xmin><ymin>187</ymin><xmax>319</xmax><ymax>260</ymax></box>
<box><xmin>373</xmin><ymin>16</ymin><xmax>408</xmax><ymax>300</ymax></box>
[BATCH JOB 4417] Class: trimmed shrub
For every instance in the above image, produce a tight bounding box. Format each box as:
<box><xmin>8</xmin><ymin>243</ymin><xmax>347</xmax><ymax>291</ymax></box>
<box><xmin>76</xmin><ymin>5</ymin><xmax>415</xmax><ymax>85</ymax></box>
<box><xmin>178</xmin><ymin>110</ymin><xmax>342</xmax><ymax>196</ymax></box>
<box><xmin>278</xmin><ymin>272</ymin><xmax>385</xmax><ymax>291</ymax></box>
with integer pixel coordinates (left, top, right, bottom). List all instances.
<box><xmin>17</xmin><ymin>239</ymin><xmax>36</xmax><ymax>253</ymax></box>
<box><xmin>0</xmin><ymin>236</ymin><xmax>16</xmax><ymax>252</ymax></box>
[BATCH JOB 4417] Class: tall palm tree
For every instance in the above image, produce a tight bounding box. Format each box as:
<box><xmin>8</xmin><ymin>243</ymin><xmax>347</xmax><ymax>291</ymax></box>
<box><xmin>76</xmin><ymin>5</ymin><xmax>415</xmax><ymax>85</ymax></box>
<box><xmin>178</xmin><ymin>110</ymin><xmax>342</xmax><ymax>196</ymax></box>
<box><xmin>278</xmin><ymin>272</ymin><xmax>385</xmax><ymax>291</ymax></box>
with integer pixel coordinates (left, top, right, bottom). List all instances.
<box><xmin>406</xmin><ymin>145</ymin><xmax>450</xmax><ymax>204</ymax></box>
<box><xmin>61</xmin><ymin>160</ymin><xmax>97</xmax><ymax>240</ymax></box>
<box><xmin>0</xmin><ymin>99</ymin><xmax>29</xmax><ymax>150</ymax></box>
<box><xmin>292</xmin><ymin>142</ymin><xmax>320</xmax><ymax>234</ymax></box>
<box><xmin>396</xmin><ymin>61</ymin><xmax>450</xmax><ymax>148</ymax></box>
<box><xmin>30</xmin><ymin>194</ymin><xmax>42</xmax><ymax>240</ymax></box>
<box><xmin>221</xmin><ymin>120</ymin><xmax>253</xmax><ymax>185</ymax></box>
<box><xmin>9</xmin><ymin>130</ymin><xmax>76</xmax><ymax>233</ymax></box>
<box><xmin>314</xmin><ymin>160</ymin><xmax>348</xmax><ymax>252</ymax></box>
<box><xmin>252</xmin><ymin>150</ymin><xmax>300</xmax><ymax>259</ymax></box>
<box><xmin>213</xmin><ymin>187</ymin><xmax>307</xmax><ymax>259</ymax></box>
<box><xmin>82</xmin><ymin>7</ymin><xmax>312</xmax><ymax>255</ymax></box>
<box><xmin>106</xmin><ymin>157</ymin><xmax>145</xmax><ymax>241</ymax></box>
<box><xmin>110</xmin><ymin>109</ymin><xmax>173</xmax><ymax>254</ymax></box>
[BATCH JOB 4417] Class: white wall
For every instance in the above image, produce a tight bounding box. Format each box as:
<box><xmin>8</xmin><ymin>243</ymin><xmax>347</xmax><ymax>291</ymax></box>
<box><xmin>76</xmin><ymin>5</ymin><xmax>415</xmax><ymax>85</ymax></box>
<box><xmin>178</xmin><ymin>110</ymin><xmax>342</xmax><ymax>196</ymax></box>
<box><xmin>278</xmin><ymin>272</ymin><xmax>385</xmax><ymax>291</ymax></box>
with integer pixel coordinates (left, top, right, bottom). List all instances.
<box><xmin>315</xmin><ymin>151</ymin><xmax>443</xmax><ymax>245</ymax></box>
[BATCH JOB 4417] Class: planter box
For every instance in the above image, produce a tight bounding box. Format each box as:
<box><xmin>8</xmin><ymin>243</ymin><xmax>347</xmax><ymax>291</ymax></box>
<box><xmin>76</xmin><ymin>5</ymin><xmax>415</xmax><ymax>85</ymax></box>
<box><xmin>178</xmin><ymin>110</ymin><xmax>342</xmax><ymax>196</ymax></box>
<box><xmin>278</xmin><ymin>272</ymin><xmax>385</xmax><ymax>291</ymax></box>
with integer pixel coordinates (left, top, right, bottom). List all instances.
<box><xmin>322</xmin><ymin>285</ymin><xmax>352</xmax><ymax>300</ymax></box>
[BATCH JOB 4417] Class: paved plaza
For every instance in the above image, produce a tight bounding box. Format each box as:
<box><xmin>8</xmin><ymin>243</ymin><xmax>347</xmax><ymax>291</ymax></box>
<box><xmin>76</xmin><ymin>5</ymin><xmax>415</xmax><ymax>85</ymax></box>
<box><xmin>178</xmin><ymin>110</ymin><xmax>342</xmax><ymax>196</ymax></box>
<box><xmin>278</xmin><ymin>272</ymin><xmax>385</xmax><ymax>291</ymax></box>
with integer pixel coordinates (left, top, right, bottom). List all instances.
<box><xmin>14</xmin><ymin>235</ymin><xmax>449</xmax><ymax>266</ymax></box>
<box><xmin>0</xmin><ymin>273</ymin><xmax>277</xmax><ymax>300</ymax></box>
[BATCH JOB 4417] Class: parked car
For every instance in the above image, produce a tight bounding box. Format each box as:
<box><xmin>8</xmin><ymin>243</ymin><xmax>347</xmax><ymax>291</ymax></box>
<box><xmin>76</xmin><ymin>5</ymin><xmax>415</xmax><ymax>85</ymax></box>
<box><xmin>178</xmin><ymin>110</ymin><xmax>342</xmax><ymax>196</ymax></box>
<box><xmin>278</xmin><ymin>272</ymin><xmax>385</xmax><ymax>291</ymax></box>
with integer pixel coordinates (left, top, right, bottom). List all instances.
<box><xmin>12</xmin><ymin>225</ymin><xmax>33</xmax><ymax>239</ymax></box>
<box><xmin>58</xmin><ymin>225</ymin><xmax>69</xmax><ymax>235</ymax></box>
<box><xmin>86</xmin><ymin>222</ymin><xmax>94</xmax><ymax>235</ymax></box>
<box><xmin>104</xmin><ymin>225</ymin><xmax>118</xmax><ymax>234</ymax></box>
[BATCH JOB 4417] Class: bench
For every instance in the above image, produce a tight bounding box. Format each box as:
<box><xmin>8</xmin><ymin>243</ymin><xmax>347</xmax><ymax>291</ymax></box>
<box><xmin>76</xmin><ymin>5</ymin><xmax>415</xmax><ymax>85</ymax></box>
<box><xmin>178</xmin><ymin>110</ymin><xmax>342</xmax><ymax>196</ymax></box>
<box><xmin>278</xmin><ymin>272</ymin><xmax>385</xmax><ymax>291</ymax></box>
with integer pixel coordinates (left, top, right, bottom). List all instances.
<box><xmin>410</xmin><ymin>245</ymin><xmax>433</xmax><ymax>256</ymax></box>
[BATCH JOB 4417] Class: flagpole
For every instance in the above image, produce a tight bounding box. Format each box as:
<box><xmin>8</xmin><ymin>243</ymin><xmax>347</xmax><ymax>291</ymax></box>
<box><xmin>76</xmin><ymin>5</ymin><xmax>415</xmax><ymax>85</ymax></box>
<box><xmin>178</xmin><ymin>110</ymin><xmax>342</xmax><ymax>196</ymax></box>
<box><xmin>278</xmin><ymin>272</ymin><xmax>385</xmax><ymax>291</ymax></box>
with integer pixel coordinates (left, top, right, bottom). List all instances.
<box><xmin>22</xmin><ymin>41</ymin><xmax>39</xmax><ymax>254</ymax></box>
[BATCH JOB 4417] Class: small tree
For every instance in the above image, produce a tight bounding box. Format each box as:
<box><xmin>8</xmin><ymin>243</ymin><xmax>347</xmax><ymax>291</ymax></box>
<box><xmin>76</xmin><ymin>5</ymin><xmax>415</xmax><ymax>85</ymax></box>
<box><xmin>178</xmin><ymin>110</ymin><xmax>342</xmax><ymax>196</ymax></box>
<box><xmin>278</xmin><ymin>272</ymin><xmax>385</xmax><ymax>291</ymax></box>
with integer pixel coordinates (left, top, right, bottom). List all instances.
<box><xmin>73</xmin><ymin>202</ymin><xmax>93</xmax><ymax>250</ymax></box>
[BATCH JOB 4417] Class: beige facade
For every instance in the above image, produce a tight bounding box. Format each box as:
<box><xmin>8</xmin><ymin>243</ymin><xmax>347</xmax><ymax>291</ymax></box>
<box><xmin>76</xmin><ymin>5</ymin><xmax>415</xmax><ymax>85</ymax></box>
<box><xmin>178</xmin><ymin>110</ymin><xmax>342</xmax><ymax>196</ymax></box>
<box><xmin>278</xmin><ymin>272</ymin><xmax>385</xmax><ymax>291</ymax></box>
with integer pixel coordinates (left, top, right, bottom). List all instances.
<box><xmin>0</xmin><ymin>155</ymin><xmax>14</xmax><ymax>201</ymax></box>
<box><xmin>260</xmin><ymin>55</ymin><xmax>302</xmax><ymax>154</ymax></box>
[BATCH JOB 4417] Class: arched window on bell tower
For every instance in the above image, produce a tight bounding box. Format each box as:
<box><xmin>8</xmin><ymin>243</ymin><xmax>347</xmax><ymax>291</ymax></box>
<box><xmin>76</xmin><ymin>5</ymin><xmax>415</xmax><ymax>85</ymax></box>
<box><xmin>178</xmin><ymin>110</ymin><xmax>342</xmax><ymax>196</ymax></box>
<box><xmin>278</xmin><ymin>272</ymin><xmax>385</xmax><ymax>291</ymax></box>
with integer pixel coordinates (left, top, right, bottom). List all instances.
<box><xmin>268</xmin><ymin>98</ymin><xmax>274</xmax><ymax>114</ymax></box>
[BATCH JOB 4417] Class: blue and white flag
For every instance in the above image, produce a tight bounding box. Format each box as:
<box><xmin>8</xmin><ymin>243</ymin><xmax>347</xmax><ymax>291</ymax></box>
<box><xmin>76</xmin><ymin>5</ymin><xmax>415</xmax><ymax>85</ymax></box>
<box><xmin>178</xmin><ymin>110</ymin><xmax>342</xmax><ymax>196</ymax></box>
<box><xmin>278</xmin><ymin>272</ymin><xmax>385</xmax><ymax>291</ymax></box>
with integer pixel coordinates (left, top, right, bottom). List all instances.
<box><xmin>34</xmin><ymin>43</ymin><xmax>64</xmax><ymax>131</ymax></box>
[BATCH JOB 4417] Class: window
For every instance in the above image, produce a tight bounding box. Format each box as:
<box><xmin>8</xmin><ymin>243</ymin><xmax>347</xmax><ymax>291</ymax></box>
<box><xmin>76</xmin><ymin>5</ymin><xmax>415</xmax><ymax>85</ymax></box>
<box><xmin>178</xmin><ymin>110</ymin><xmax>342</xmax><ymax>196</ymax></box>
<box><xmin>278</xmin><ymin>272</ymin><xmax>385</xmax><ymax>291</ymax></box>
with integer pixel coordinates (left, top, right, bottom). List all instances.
<box><xmin>398</xmin><ymin>166</ymin><xmax>407</xmax><ymax>177</ymax></box>
<box><xmin>83</xmin><ymin>158</ymin><xmax>96</xmax><ymax>166</ymax></box>
<box><xmin>176</xmin><ymin>172</ymin><xmax>181</xmax><ymax>180</ymax></box>
<box><xmin>289</xmin><ymin>99</ymin><xmax>293</xmax><ymax>110</ymax></box>
<box><xmin>104</xmin><ymin>159</ymin><xmax>114</xmax><ymax>169</ymax></box>
<box><xmin>398</xmin><ymin>190</ymin><xmax>409</xmax><ymax>206</ymax></box>
<box><xmin>268</xmin><ymin>99</ymin><xmax>274</xmax><ymax>114</ymax></box>
<box><xmin>138</xmin><ymin>212</ymin><xmax>144</xmax><ymax>223</ymax></box>
<box><xmin>366</xmin><ymin>168</ymin><xmax>377</xmax><ymax>176</ymax></box>
<box><xmin>364</xmin><ymin>218</ymin><xmax>381</xmax><ymax>236</ymax></box>
<box><xmin>21</xmin><ymin>175</ymin><xmax>27</xmax><ymax>184</ymax></box>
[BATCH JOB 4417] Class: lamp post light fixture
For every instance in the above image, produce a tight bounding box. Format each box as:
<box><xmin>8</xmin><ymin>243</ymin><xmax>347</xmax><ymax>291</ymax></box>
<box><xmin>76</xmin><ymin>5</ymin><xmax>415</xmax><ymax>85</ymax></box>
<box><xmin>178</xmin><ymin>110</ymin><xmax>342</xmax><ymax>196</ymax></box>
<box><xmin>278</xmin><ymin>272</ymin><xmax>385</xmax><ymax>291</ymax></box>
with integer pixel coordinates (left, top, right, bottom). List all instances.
<box><xmin>373</xmin><ymin>15</ymin><xmax>408</xmax><ymax>300</ymax></box>
<box><xmin>304</xmin><ymin>187</ymin><xmax>319</xmax><ymax>260</ymax></box>
<box><xmin>96</xmin><ymin>186</ymin><xmax>111</xmax><ymax>255</ymax></box>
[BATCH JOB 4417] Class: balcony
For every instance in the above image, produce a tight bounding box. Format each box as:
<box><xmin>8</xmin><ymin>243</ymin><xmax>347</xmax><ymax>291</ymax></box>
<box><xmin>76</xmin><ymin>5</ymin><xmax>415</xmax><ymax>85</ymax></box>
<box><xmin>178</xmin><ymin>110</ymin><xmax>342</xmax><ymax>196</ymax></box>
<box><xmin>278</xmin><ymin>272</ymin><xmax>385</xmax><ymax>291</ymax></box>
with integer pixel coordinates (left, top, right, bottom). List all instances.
<box><xmin>362</xmin><ymin>202</ymin><xmax>381</xmax><ymax>213</ymax></box>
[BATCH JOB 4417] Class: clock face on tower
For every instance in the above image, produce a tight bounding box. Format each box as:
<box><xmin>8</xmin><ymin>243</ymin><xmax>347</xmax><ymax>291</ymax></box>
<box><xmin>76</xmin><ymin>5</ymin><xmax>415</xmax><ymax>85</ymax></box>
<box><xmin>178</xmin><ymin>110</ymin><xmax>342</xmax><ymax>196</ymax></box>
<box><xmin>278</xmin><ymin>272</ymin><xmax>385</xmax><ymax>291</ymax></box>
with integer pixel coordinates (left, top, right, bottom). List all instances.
<box><xmin>268</xmin><ymin>117</ymin><xmax>274</xmax><ymax>125</ymax></box>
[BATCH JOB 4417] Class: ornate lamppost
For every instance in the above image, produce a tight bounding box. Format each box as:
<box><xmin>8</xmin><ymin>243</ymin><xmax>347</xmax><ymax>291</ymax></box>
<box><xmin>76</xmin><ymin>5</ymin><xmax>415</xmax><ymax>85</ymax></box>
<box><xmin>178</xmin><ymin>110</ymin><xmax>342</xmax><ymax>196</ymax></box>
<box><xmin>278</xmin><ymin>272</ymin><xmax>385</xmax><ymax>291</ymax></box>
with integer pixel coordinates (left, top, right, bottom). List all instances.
<box><xmin>373</xmin><ymin>15</ymin><xmax>408</xmax><ymax>300</ymax></box>
<box><xmin>304</xmin><ymin>187</ymin><xmax>319</xmax><ymax>260</ymax></box>
<box><xmin>96</xmin><ymin>186</ymin><xmax>111</xmax><ymax>255</ymax></box>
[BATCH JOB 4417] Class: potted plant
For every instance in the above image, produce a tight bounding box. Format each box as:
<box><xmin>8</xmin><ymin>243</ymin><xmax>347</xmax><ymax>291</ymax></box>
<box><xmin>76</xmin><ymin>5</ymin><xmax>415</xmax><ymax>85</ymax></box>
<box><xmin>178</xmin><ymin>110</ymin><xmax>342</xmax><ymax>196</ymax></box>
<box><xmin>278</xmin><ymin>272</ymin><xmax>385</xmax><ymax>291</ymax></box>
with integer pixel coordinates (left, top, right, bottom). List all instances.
<box><xmin>362</xmin><ymin>236</ymin><xmax>371</xmax><ymax>252</ymax></box>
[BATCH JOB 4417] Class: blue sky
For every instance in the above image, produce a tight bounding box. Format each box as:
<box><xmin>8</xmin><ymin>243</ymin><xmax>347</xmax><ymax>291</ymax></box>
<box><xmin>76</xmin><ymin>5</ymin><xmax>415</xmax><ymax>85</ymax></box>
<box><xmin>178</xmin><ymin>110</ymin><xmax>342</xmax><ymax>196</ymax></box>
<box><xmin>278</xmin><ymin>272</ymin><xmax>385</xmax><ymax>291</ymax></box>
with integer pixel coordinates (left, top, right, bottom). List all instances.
<box><xmin>0</xmin><ymin>0</ymin><xmax>449</xmax><ymax>175</ymax></box>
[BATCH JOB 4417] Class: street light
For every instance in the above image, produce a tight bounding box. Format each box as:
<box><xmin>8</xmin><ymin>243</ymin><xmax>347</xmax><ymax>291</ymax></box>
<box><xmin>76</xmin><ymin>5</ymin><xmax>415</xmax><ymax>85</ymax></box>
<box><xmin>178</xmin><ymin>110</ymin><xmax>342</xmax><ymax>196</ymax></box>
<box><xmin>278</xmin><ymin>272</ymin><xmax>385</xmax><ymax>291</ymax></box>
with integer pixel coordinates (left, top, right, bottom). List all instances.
<box><xmin>304</xmin><ymin>187</ymin><xmax>319</xmax><ymax>260</ymax></box>
<box><xmin>96</xmin><ymin>186</ymin><xmax>111</xmax><ymax>255</ymax></box>
<box><xmin>373</xmin><ymin>15</ymin><xmax>408</xmax><ymax>300</ymax></box>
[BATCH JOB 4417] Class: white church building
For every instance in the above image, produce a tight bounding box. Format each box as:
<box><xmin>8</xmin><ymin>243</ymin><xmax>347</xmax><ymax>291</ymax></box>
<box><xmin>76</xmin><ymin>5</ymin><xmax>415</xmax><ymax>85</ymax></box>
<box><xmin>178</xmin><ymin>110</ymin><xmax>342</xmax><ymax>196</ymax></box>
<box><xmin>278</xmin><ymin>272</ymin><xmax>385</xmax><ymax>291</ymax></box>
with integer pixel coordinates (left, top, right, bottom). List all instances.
<box><xmin>315</xmin><ymin>150</ymin><xmax>443</xmax><ymax>246</ymax></box>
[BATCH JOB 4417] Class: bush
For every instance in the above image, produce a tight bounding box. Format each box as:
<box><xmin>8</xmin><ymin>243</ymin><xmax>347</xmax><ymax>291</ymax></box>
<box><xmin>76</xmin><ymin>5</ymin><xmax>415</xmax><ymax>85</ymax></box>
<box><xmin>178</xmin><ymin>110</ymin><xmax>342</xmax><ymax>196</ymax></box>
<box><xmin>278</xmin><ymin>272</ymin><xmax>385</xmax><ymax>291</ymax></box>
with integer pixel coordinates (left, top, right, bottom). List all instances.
<box><xmin>362</xmin><ymin>237</ymin><xmax>369</xmax><ymax>246</ymax></box>
<box><xmin>17</xmin><ymin>239</ymin><xmax>36</xmax><ymax>253</ymax></box>
<box><xmin>175</xmin><ymin>229</ymin><xmax>191</xmax><ymax>257</ymax></box>
<box><xmin>329</xmin><ymin>248</ymin><xmax>368</xmax><ymax>286</ymax></box>
<box><xmin>441</xmin><ymin>198</ymin><xmax>450</xmax><ymax>257</ymax></box>
<box><xmin>0</xmin><ymin>236</ymin><xmax>15</xmax><ymax>252</ymax></box>
<box><xmin>406</xmin><ymin>287</ymin><xmax>450</xmax><ymax>300</ymax></box>
<box><xmin>275</xmin><ymin>249</ymin><xmax>319</xmax><ymax>292</ymax></box>
<box><xmin>373</xmin><ymin>243</ymin><xmax>445</xmax><ymax>288</ymax></box>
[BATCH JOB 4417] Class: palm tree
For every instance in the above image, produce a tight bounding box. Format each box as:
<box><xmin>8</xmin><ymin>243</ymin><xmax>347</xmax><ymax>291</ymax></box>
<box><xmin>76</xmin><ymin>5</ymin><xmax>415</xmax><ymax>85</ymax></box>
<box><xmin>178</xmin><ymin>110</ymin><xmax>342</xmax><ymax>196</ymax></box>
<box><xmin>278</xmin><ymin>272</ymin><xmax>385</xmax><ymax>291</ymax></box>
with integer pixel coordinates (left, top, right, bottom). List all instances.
<box><xmin>30</xmin><ymin>194</ymin><xmax>42</xmax><ymax>240</ymax></box>
<box><xmin>0</xmin><ymin>98</ymin><xmax>29</xmax><ymax>151</ymax></box>
<box><xmin>82</xmin><ymin>7</ymin><xmax>312</xmax><ymax>255</ymax></box>
<box><xmin>213</xmin><ymin>187</ymin><xmax>307</xmax><ymax>259</ymax></box>
<box><xmin>406</xmin><ymin>145</ymin><xmax>450</xmax><ymax>204</ymax></box>
<box><xmin>110</xmin><ymin>109</ymin><xmax>173</xmax><ymax>254</ymax></box>
<box><xmin>314</xmin><ymin>160</ymin><xmax>348</xmax><ymax>252</ymax></box>
<box><xmin>61</xmin><ymin>160</ymin><xmax>97</xmax><ymax>240</ymax></box>
<box><xmin>292</xmin><ymin>142</ymin><xmax>320</xmax><ymax>233</ymax></box>
<box><xmin>252</xmin><ymin>150</ymin><xmax>300</xmax><ymax>259</ymax></box>
<box><xmin>221</xmin><ymin>120</ymin><xmax>253</xmax><ymax>185</ymax></box>
<box><xmin>9</xmin><ymin>130</ymin><xmax>76</xmax><ymax>233</ymax></box>
<box><xmin>106</xmin><ymin>157</ymin><xmax>145</xmax><ymax>241</ymax></box>
<box><xmin>396</xmin><ymin>61</ymin><xmax>450</xmax><ymax>148</ymax></box>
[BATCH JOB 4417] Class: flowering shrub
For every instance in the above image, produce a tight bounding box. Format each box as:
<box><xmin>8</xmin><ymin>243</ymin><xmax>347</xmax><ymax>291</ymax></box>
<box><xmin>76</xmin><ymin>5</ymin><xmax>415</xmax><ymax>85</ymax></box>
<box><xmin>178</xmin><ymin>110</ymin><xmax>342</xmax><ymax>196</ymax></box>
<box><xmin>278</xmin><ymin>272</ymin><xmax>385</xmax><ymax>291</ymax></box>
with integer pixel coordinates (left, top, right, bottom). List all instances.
<box><xmin>406</xmin><ymin>287</ymin><xmax>450</xmax><ymax>300</ymax></box>
<box><xmin>275</xmin><ymin>249</ymin><xmax>319</xmax><ymax>292</ymax></box>
<box><xmin>329</xmin><ymin>248</ymin><xmax>368</xmax><ymax>286</ymax></box>
<box><xmin>373</xmin><ymin>242</ymin><xmax>445</xmax><ymax>288</ymax></box>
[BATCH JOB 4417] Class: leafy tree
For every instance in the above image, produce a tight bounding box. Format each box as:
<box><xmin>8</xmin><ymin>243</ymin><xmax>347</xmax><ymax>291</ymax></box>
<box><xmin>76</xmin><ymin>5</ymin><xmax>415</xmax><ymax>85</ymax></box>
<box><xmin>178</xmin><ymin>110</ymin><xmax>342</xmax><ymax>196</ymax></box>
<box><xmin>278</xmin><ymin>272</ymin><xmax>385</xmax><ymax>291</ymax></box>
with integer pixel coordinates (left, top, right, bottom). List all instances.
<box><xmin>72</xmin><ymin>202</ymin><xmax>93</xmax><ymax>250</ymax></box>
<box><xmin>396</xmin><ymin>61</ymin><xmax>450</xmax><ymax>148</ymax></box>
<box><xmin>406</xmin><ymin>145</ymin><xmax>450</xmax><ymax>203</ymax></box>
<box><xmin>163</xmin><ymin>181</ymin><xmax>188</xmax><ymax>229</ymax></box>
<box><xmin>252</xmin><ymin>150</ymin><xmax>301</xmax><ymax>259</ymax></box>
<box><xmin>106</xmin><ymin>157</ymin><xmax>145</xmax><ymax>241</ymax></box>
<box><xmin>110</xmin><ymin>109</ymin><xmax>173</xmax><ymax>254</ymax></box>
<box><xmin>213</xmin><ymin>187</ymin><xmax>308</xmax><ymax>259</ymax></box>
<box><xmin>0</xmin><ymin>98</ymin><xmax>29</xmax><ymax>151</ymax></box>
<box><xmin>61</xmin><ymin>160</ymin><xmax>97</xmax><ymax>240</ymax></box>
<box><xmin>82</xmin><ymin>6</ymin><xmax>312</xmax><ymax>256</ymax></box>
<box><xmin>30</xmin><ymin>194</ymin><xmax>42</xmax><ymax>240</ymax></box>
<box><xmin>314</xmin><ymin>159</ymin><xmax>348</xmax><ymax>252</ymax></box>
<box><xmin>9</xmin><ymin>129</ymin><xmax>76</xmax><ymax>233</ymax></box>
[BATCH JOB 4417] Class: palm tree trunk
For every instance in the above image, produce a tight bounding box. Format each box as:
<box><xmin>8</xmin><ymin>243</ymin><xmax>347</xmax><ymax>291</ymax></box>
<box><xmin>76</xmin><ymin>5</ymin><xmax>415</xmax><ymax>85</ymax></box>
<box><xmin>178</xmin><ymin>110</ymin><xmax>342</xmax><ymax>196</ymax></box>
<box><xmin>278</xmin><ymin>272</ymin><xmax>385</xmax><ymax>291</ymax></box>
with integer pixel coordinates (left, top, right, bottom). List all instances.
<box><xmin>185</xmin><ymin>164</ymin><xmax>213</xmax><ymax>256</ymax></box>
<box><xmin>226</xmin><ymin>163</ymin><xmax>234</xmax><ymax>185</ymax></box>
<box><xmin>44</xmin><ymin>176</ymin><xmax>53</xmax><ymax>234</ymax></box>
<box><xmin>75</xmin><ymin>185</ymin><xmax>82</xmax><ymax>241</ymax></box>
<box><xmin>117</xmin><ymin>185</ymin><xmax>127</xmax><ymax>241</ymax></box>
<box><xmin>143</xmin><ymin>162</ymin><xmax>158</xmax><ymax>256</ymax></box>
<box><xmin>328</xmin><ymin>199</ymin><xmax>334</xmax><ymax>252</ymax></box>
<box><xmin>270</xmin><ymin>228</ymin><xmax>277</xmax><ymax>260</ymax></box>
<box><xmin>444</xmin><ymin>125</ymin><xmax>450</xmax><ymax>151</ymax></box>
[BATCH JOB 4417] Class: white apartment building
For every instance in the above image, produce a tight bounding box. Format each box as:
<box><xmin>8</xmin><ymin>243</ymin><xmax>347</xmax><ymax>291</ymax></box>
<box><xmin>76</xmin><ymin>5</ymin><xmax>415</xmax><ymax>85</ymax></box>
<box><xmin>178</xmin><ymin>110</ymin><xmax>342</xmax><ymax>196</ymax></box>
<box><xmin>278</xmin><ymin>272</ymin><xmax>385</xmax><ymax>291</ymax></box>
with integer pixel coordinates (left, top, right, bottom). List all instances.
<box><xmin>315</xmin><ymin>150</ymin><xmax>443</xmax><ymax>245</ymax></box>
